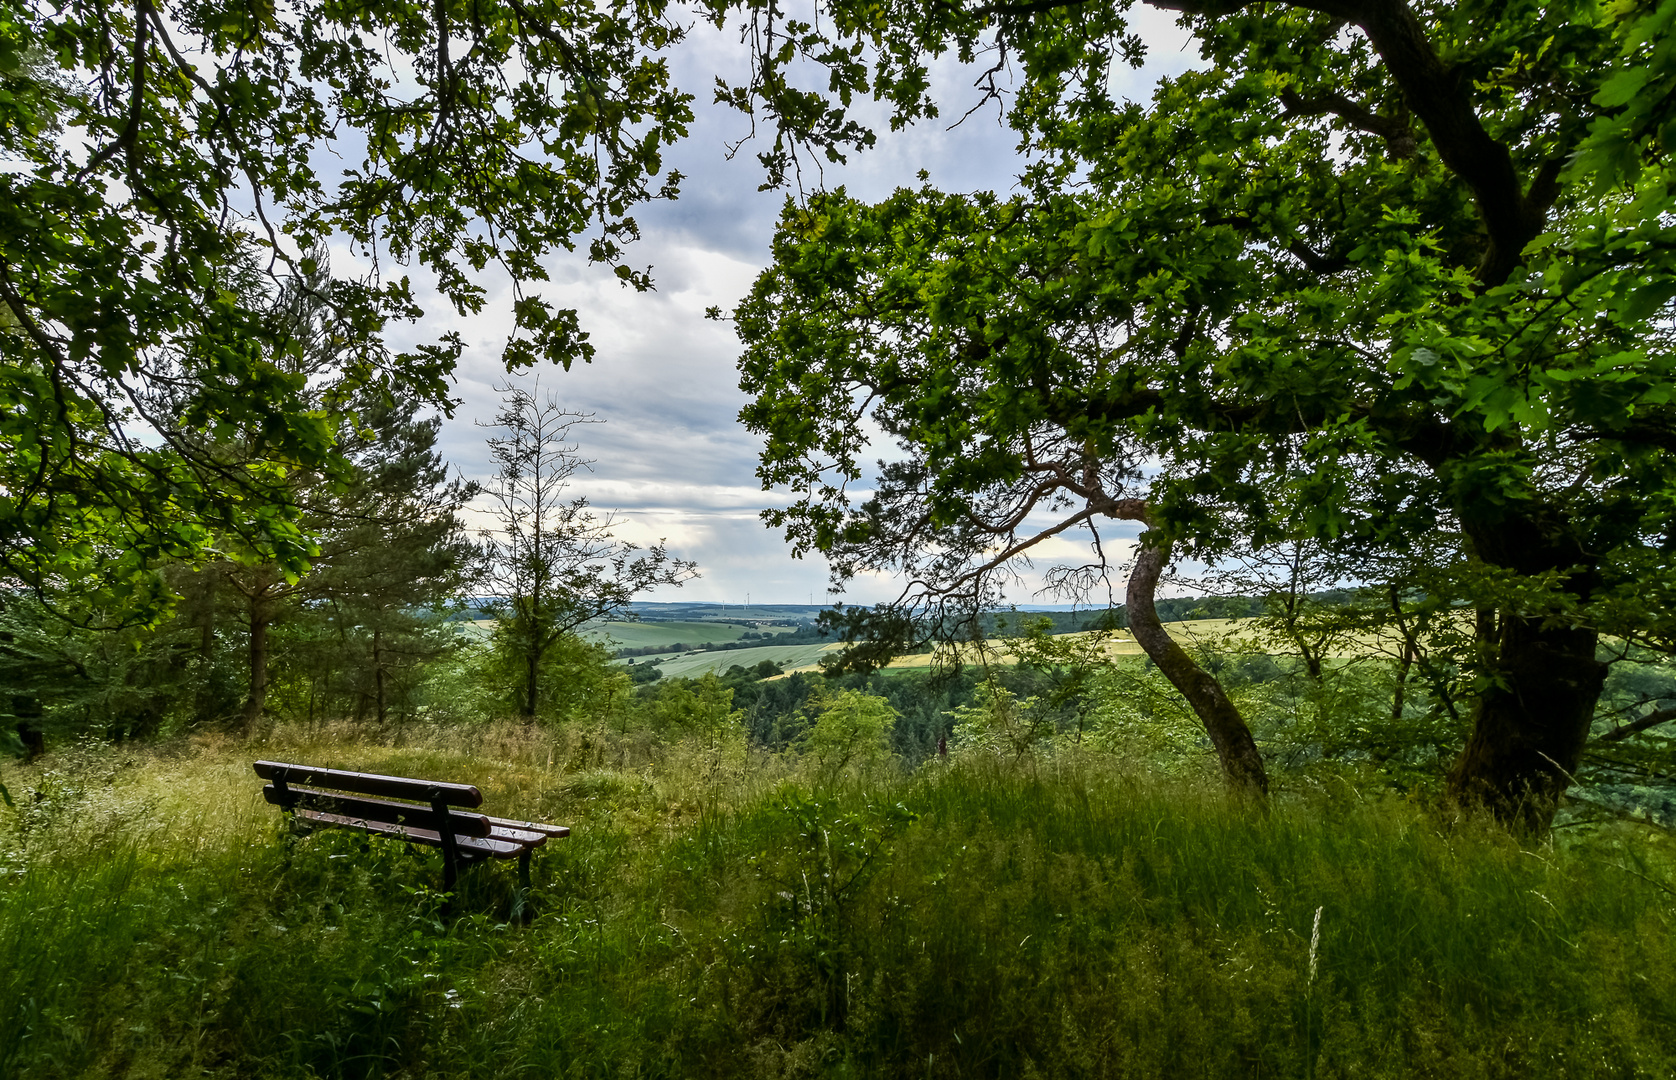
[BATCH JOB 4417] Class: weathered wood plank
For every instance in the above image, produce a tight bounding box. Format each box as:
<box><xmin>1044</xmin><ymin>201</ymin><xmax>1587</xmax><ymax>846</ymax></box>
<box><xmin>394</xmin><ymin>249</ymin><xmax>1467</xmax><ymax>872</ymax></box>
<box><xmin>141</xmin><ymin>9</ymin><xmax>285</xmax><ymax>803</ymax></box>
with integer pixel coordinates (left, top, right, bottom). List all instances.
<box><xmin>254</xmin><ymin>760</ymin><xmax>483</xmax><ymax>807</ymax></box>
<box><xmin>290</xmin><ymin>809</ymin><xmax>525</xmax><ymax>859</ymax></box>
<box><xmin>261</xmin><ymin>784</ymin><xmax>493</xmax><ymax>838</ymax></box>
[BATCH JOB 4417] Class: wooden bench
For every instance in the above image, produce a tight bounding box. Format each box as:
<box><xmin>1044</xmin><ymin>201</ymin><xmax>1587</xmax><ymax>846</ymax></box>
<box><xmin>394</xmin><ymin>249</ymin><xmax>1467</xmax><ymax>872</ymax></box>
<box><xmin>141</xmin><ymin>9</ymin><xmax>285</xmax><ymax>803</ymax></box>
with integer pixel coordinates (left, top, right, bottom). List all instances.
<box><xmin>253</xmin><ymin>760</ymin><xmax>569</xmax><ymax>901</ymax></box>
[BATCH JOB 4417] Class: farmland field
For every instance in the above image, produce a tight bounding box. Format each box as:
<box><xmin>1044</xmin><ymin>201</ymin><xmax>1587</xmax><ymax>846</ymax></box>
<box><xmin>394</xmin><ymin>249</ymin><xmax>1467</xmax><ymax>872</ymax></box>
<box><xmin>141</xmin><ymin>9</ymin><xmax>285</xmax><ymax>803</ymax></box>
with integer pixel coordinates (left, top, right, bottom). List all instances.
<box><xmin>835</xmin><ymin>621</ymin><xmax>1296</xmax><ymax>674</ymax></box>
<box><xmin>617</xmin><ymin>619</ymin><xmax>1314</xmax><ymax>681</ymax></box>
<box><xmin>619</xmin><ymin>641</ymin><xmax>841</xmax><ymax>679</ymax></box>
<box><xmin>873</xmin><ymin>619</ymin><xmax>1408</xmax><ymax>667</ymax></box>
<box><xmin>516</xmin><ymin>615</ymin><xmax>1406</xmax><ymax>683</ymax></box>
<box><xmin>463</xmin><ymin>619</ymin><xmax>796</xmax><ymax>649</ymax></box>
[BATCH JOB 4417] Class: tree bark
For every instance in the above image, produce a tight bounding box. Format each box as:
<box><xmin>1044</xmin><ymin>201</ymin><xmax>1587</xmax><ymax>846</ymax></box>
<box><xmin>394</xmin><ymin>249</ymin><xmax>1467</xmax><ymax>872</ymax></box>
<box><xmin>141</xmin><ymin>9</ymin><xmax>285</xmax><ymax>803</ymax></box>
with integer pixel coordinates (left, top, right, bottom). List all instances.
<box><xmin>1126</xmin><ymin>534</ymin><xmax>1270</xmax><ymax>798</ymax></box>
<box><xmin>523</xmin><ymin>645</ymin><xmax>539</xmax><ymax>719</ymax></box>
<box><xmin>242</xmin><ymin>592</ymin><xmax>271</xmax><ymax>734</ymax></box>
<box><xmin>1446</xmin><ymin>614</ymin><xmax>1605</xmax><ymax>833</ymax></box>
<box><xmin>14</xmin><ymin>721</ymin><xmax>44</xmax><ymax>762</ymax></box>
<box><xmin>1446</xmin><ymin>515</ymin><xmax>1607</xmax><ymax>833</ymax></box>
<box><xmin>1391</xmin><ymin>642</ymin><xmax>1413</xmax><ymax>722</ymax></box>
<box><xmin>194</xmin><ymin>570</ymin><xmax>220</xmax><ymax>726</ymax></box>
<box><xmin>373</xmin><ymin>626</ymin><xmax>387</xmax><ymax>725</ymax></box>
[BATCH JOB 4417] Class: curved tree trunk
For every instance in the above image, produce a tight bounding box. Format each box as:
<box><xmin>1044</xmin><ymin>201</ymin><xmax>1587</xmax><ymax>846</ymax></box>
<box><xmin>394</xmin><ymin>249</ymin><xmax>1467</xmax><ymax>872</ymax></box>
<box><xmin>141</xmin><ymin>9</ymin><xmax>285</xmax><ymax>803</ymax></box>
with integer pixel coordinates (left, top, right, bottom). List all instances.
<box><xmin>1125</xmin><ymin>533</ymin><xmax>1269</xmax><ymax>799</ymax></box>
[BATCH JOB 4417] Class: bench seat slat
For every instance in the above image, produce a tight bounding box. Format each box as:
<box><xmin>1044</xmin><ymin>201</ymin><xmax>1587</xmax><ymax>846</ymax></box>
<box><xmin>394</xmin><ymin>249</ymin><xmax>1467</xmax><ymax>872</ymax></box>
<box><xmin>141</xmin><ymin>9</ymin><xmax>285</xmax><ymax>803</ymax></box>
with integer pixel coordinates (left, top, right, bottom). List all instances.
<box><xmin>489</xmin><ymin>825</ymin><xmax>549</xmax><ymax>846</ymax></box>
<box><xmin>262</xmin><ymin>785</ymin><xmax>493</xmax><ymax>838</ymax></box>
<box><xmin>486</xmin><ymin>816</ymin><xmax>571</xmax><ymax>839</ymax></box>
<box><xmin>254</xmin><ymin>760</ymin><xmax>483</xmax><ymax>807</ymax></box>
<box><xmin>292</xmin><ymin>809</ymin><xmax>526</xmax><ymax>859</ymax></box>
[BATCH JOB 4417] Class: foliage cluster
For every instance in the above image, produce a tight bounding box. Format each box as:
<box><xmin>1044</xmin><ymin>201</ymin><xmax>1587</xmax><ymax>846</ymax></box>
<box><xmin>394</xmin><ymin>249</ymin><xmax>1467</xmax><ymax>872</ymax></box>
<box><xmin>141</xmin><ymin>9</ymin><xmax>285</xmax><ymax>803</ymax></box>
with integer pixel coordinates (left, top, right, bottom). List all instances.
<box><xmin>0</xmin><ymin>0</ymin><xmax>693</xmax><ymax>609</ymax></box>
<box><xmin>0</xmin><ymin>388</ymin><xmax>480</xmax><ymax>741</ymax></box>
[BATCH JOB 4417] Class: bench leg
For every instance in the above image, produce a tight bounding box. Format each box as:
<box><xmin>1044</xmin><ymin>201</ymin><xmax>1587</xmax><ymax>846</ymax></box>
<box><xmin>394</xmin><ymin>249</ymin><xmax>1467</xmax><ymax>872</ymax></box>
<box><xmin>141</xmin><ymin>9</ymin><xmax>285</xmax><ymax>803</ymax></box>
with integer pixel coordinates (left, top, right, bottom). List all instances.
<box><xmin>512</xmin><ymin>850</ymin><xmax>533</xmax><ymax>924</ymax></box>
<box><xmin>281</xmin><ymin>813</ymin><xmax>313</xmax><ymax>865</ymax></box>
<box><xmin>433</xmin><ymin>793</ymin><xmax>460</xmax><ymax>906</ymax></box>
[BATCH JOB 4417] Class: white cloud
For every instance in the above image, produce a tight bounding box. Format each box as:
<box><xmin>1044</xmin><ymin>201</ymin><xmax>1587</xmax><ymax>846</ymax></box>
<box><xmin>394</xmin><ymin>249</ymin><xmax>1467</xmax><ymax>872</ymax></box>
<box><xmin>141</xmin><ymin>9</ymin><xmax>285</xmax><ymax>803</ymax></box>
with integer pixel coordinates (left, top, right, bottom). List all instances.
<box><xmin>389</xmin><ymin>13</ymin><xmax>1204</xmax><ymax>605</ymax></box>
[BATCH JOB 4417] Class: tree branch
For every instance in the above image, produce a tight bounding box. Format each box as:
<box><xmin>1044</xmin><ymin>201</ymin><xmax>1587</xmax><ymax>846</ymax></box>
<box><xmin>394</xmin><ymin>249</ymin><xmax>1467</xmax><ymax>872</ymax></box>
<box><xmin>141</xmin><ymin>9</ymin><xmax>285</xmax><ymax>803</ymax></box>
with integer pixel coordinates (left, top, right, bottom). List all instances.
<box><xmin>1596</xmin><ymin>706</ymin><xmax>1676</xmax><ymax>744</ymax></box>
<box><xmin>1150</xmin><ymin>0</ymin><xmax>1548</xmax><ymax>285</ymax></box>
<box><xmin>1279</xmin><ymin>88</ymin><xmax>1416</xmax><ymax>159</ymax></box>
<box><xmin>76</xmin><ymin>0</ymin><xmax>150</xmax><ymax>183</ymax></box>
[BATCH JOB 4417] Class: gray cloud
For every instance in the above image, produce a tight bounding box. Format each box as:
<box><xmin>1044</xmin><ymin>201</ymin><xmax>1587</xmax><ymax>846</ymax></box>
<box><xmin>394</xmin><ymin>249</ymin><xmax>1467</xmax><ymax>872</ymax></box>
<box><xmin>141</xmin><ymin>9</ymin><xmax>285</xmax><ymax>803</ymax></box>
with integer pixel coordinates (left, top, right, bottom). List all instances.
<box><xmin>400</xmin><ymin>13</ymin><xmax>1201</xmax><ymax>605</ymax></box>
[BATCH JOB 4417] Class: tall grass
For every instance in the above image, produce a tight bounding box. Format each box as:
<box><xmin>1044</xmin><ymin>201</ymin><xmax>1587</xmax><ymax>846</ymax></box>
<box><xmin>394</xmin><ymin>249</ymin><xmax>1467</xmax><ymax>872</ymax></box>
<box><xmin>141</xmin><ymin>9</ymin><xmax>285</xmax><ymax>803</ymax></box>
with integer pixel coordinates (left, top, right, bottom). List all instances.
<box><xmin>1</xmin><ymin>726</ymin><xmax>1673</xmax><ymax>1078</ymax></box>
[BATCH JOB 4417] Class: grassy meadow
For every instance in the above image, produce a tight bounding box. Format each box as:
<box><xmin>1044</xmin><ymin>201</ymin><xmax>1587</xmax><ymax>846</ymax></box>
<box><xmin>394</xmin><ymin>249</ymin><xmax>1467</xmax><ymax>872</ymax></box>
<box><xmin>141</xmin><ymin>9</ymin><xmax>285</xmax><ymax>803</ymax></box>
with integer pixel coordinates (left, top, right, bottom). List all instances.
<box><xmin>639</xmin><ymin>641</ymin><xmax>843</xmax><ymax>680</ymax></box>
<box><xmin>467</xmin><ymin>619</ymin><xmax>785</xmax><ymax>650</ymax></box>
<box><xmin>2</xmin><ymin>723</ymin><xmax>1673</xmax><ymax>1079</ymax></box>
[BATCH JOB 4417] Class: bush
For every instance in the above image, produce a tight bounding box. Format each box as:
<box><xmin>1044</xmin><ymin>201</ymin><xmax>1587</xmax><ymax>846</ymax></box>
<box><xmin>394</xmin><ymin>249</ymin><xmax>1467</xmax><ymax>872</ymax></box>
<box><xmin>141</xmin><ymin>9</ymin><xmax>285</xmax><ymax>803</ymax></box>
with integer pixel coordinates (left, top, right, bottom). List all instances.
<box><xmin>797</xmin><ymin>687</ymin><xmax>898</xmax><ymax>782</ymax></box>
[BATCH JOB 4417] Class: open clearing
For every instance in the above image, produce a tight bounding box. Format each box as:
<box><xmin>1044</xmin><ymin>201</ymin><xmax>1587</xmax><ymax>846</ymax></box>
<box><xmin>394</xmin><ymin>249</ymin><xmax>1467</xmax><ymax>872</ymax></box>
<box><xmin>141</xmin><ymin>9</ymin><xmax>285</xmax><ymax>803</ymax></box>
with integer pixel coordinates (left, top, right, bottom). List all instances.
<box><xmin>620</xmin><ymin>641</ymin><xmax>840</xmax><ymax>679</ymax></box>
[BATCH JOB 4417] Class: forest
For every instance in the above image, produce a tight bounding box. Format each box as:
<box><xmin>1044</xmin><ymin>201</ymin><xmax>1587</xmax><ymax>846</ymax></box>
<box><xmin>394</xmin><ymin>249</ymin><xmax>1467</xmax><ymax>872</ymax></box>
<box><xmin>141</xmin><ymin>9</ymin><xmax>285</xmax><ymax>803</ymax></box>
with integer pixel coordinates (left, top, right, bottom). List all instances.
<box><xmin>6</xmin><ymin>0</ymin><xmax>1676</xmax><ymax>1074</ymax></box>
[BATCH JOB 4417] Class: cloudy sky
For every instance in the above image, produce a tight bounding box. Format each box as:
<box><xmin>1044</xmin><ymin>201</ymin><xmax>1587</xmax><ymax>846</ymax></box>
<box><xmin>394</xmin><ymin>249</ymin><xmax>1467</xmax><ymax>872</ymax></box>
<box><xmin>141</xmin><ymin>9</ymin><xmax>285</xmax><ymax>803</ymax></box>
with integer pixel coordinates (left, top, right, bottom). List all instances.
<box><xmin>379</xmin><ymin>10</ymin><xmax>1203</xmax><ymax>606</ymax></box>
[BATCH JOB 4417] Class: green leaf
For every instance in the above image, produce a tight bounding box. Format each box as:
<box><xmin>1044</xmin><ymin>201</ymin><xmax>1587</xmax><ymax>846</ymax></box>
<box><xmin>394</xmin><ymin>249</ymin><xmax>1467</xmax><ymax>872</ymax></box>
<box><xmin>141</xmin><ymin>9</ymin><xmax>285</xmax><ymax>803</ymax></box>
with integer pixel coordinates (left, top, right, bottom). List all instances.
<box><xmin>1624</xmin><ymin>279</ymin><xmax>1676</xmax><ymax>322</ymax></box>
<box><xmin>1594</xmin><ymin>66</ymin><xmax>1652</xmax><ymax>106</ymax></box>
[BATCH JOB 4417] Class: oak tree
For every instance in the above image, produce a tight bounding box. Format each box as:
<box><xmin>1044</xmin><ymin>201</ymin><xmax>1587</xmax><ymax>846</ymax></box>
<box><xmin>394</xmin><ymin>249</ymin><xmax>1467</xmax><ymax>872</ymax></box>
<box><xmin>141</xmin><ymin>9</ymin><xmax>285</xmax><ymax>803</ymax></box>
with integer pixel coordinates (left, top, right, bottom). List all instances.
<box><xmin>726</xmin><ymin>0</ymin><xmax>1676</xmax><ymax>829</ymax></box>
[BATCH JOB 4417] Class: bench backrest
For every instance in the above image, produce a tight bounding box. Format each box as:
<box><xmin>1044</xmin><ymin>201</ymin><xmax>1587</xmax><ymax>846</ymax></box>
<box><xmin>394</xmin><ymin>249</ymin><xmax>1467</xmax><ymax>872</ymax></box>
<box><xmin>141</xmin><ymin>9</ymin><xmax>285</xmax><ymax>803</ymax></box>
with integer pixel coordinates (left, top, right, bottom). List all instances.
<box><xmin>254</xmin><ymin>760</ymin><xmax>491</xmax><ymax>839</ymax></box>
<box><xmin>254</xmin><ymin>760</ymin><xmax>482</xmax><ymax>806</ymax></box>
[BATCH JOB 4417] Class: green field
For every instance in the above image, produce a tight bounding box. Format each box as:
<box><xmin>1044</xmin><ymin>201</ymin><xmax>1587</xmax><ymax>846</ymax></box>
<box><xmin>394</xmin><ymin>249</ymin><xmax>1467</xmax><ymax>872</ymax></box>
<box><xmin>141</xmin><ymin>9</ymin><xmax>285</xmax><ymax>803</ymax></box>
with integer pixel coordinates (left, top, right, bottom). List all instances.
<box><xmin>618</xmin><ymin>641</ymin><xmax>839</xmax><ymax>679</ymax></box>
<box><xmin>462</xmin><ymin>619</ymin><xmax>796</xmax><ymax>651</ymax></box>
<box><xmin>616</xmin><ymin>620</ymin><xmax>1295</xmax><ymax>682</ymax></box>
<box><xmin>491</xmin><ymin>615</ymin><xmax>1388</xmax><ymax>683</ymax></box>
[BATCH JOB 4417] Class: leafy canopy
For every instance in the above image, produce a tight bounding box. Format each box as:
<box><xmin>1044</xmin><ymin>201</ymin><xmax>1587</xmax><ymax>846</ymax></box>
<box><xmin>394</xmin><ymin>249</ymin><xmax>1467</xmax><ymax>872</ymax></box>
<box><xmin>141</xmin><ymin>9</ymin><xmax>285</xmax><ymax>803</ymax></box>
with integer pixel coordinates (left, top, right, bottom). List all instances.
<box><xmin>0</xmin><ymin>0</ymin><xmax>691</xmax><ymax>611</ymax></box>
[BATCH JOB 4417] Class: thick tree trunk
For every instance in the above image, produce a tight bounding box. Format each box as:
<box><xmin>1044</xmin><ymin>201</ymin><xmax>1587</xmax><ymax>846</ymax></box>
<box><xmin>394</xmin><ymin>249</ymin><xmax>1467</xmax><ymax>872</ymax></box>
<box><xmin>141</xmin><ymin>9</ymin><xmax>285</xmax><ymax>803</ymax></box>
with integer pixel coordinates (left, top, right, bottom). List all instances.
<box><xmin>1446</xmin><ymin>614</ymin><xmax>1605</xmax><ymax>833</ymax></box>
<box><xmin>1446</xmin><ymin>514</ymin><xmax>1608</xmax><ymax>833</ymax></box>
<box><xmin>1126</xmin><ymin>536</ymin><xmax>1269</xmax><ymax>798</ymax></box>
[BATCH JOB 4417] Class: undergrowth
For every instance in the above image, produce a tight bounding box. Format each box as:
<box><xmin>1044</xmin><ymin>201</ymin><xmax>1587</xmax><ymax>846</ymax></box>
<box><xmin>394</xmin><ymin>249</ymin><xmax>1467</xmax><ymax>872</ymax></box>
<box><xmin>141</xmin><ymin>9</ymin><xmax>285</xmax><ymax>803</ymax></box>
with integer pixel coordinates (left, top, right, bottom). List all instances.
<box><xmin>0</xmin><ymin>722</ymin><xmax>1672</xmax><ymax>1078</ymax></box>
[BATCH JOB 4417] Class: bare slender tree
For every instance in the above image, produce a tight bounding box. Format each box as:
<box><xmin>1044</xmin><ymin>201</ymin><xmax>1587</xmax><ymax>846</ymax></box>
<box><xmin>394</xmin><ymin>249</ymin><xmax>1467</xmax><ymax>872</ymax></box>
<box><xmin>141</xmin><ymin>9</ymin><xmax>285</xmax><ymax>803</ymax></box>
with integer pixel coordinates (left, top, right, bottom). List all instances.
<box><xmin>478</xmin><ymin>385</ymin><xmax>697</xmax><ymax>719</ymax></box>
